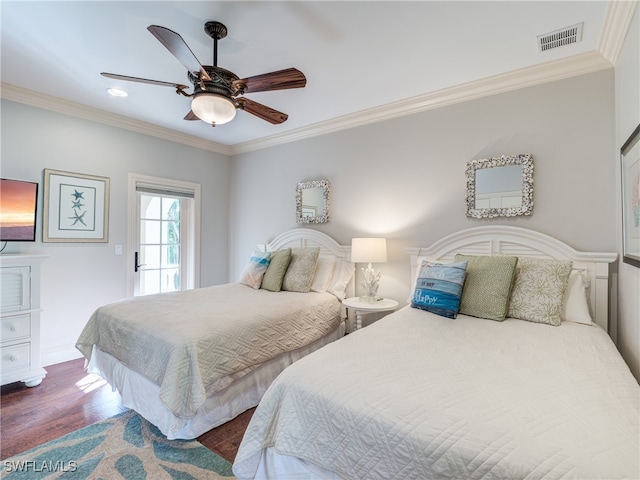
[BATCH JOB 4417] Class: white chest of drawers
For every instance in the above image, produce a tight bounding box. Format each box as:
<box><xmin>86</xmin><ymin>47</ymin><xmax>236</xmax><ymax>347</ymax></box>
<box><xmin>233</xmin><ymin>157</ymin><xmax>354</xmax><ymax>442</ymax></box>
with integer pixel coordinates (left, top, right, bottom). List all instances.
<box><xmin>1</xmin><ymin>254</ymin><xmax>47</xmax><ymax>387</ymax></box>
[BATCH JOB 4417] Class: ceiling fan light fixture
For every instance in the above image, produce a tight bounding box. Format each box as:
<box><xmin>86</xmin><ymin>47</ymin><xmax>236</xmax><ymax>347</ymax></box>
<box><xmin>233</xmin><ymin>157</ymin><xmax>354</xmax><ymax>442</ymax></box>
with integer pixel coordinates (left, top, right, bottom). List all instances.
<box><xmin>191</xmin><ymin>93</ymin><xmax>236</xmax><ymax>125</ymax></box>
<box><xmin>102</xmin><ymin>22</ymin><xmax>305</xmax><ymax>127</ymax></box>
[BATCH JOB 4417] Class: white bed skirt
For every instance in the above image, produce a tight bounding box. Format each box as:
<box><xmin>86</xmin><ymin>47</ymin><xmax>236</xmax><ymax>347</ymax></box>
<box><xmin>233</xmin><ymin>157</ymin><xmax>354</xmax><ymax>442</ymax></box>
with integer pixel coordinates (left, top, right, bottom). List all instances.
<box><xmin>251</xmin><ymin>448</ymin><xmax>341</xmax><ymax>480</ymax></box>
<box><xmin>87</xmin><ymin>320</ymin><xmax>345</xmax><ymax>440</ymax></box>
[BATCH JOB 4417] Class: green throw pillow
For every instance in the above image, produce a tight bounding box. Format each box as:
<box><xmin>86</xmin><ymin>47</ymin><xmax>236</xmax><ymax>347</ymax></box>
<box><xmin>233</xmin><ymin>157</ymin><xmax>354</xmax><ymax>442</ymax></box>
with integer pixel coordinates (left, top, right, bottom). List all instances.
<box><xmin>454</xmin><ymin>254</ymin><xmax>518</xmax><ymax>321</ymax></box>
<box><xmin>260</xmin><ymin>248</ymin><xmax>292</xmax><ymax>292</ymax></box>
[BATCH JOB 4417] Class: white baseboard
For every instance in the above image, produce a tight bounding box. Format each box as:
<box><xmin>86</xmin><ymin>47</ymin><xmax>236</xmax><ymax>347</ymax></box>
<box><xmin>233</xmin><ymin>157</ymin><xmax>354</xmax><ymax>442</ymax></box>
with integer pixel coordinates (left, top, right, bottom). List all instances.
<box><xmin>41</xmin><ymin>345</ymin><xmax>83</xmax><ymax>367</ymax></box>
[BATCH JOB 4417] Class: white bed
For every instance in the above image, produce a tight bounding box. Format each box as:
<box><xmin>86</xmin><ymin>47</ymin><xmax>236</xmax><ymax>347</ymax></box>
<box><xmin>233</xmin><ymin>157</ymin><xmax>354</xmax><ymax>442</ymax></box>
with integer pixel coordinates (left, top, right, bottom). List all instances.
<box><xmin>76</xmin><ymin>228</ymin><xmax>354</xmax><ymax>440</ymax></box>
<box><xmin>233</xmin><ymin>226</ymin><xmax>639</xmax><ymax>480</ymax></box>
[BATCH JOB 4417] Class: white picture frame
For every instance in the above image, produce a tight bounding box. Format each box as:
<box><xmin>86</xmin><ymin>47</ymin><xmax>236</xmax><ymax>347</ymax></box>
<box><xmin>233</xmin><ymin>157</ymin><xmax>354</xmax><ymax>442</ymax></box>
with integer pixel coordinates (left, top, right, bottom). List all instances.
<box><xmin>43</xmin><ymin>169</ymin><xmax>110</xmax><ymax>243</ymax></box>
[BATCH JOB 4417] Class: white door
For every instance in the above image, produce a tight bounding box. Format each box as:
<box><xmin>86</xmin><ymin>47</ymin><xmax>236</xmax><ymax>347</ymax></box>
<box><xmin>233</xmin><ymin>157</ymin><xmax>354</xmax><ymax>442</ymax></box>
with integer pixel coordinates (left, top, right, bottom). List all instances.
<box><xmin>128</xmin><ymin>174</ymin><xmax>201</xmax><ymax>296</ymax></box>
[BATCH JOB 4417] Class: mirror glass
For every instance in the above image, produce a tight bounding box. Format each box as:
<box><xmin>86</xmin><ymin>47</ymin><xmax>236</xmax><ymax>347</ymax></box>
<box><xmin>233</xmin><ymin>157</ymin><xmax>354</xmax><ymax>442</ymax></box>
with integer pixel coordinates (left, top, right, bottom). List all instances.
<box><xmin>296</xmin><ymin>180</ymin><xmax>329</xmax><ymax>224</ymax></box>
<box><xmin>465</xmin><ymin>154</ymin><xmax>533</xmax><ymax>218</ymax></box>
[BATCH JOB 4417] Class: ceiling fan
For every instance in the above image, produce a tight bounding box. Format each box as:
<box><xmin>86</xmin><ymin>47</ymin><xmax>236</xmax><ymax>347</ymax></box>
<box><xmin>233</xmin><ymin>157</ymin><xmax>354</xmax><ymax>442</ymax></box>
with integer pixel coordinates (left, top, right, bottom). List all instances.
<box><xmin>101</xmin><ymin>21</ymin><xmax>307</xmax><ymax>127</ymax></box>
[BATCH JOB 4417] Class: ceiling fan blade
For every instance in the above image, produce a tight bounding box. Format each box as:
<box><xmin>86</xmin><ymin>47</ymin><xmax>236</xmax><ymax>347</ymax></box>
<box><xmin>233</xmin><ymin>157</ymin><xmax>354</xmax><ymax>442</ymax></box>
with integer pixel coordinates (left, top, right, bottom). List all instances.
<box><xmin>232</xmin><ymin>68</ymin><xmax>306</xmax><ymax>94</ymax></box>
<box><xmin>101</xmin><ymin>72</ymin><xmax>188</xmax><ymax>90</ymax></box>
<box><xmin>183</xmin><ymin>110</ymin><xmax>200</xmax><ymax>121</ymax></box>
<box><xmin>236</xmin><ymin>98</ymin><xmax>288</xmax><ymax>124</ymax></box>
<box><xmin>147</xmin><ymin>25</ymin><xmax>211</xmax><ymax>81</ymax></box>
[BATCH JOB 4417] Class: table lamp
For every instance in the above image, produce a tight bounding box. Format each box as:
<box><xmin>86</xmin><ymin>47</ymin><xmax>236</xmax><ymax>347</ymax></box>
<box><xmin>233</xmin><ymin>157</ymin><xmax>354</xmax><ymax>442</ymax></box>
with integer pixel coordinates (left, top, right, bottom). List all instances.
<box><xmin>351</xmin><ymin>237</ymin><xmax>387</xmax><ymax>302</ymax></box>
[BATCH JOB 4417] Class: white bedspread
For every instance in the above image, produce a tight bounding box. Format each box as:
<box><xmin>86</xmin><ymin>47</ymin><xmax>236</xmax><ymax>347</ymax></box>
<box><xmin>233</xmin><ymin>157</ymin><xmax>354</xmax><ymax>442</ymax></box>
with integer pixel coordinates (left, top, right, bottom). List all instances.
<box><xmin>233</xmin><ymin>306</ymin><xmax>640</xmax><ymax>480</ymax></box>
<box><xmin>76</xmin><ymin>284</ymin><xmax>341</xmax><ymax>418</ymax></box>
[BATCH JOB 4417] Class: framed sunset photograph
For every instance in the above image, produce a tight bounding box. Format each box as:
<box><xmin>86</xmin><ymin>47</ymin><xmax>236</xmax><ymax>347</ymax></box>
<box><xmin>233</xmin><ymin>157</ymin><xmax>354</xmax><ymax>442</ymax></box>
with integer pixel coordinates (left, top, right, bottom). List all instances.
<box><xmin>0</xmin><ymin>178</ymin><xmax>39</xmax><ymax>242</ymax></box>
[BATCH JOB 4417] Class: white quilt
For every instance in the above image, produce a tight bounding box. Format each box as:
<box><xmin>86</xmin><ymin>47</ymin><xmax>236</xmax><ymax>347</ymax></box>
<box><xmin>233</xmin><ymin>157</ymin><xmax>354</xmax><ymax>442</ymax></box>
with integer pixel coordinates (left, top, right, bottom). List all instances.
<box><xmin>233</xmin><ymin>306</ymin><xmax>640</xmax><ymax>480</ymax></box>
<box><xmin>76</xmin><ymin>284</ymin><xmax>341</xmax><ymax>418</ymax></box>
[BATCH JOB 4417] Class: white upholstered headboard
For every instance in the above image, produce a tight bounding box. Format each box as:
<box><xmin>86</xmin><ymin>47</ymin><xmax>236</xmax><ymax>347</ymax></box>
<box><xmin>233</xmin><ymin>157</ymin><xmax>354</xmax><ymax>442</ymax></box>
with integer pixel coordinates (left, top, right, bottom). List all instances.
<box><xmin>257</xmin><ymin>228</ymin><xmax>355</xmax><ymax>299</ymax></box>
<box><xmin>406</xmin><ymin>226</ymin><xmax>617</xmax><ymax>332</ymax></box>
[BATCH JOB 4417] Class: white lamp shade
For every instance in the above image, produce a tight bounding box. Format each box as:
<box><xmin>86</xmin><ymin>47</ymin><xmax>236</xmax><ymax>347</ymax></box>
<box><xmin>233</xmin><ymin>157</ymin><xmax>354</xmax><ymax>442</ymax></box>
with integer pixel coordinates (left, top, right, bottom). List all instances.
<box><xmin>191</xmin><ymin>93</ymin><xmax>237</xmax><ymax>125</ymax></box>
<box><xmin>351</xmin><ymin>238</ymin><xmax>387</xmax><ymax>263</ymax></box>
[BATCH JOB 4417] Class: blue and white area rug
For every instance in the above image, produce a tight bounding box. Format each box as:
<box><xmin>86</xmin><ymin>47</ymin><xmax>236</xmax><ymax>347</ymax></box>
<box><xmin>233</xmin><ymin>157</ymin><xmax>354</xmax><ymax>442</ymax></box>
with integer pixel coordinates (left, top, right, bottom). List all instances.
<box><xmin>1</xmin><ymin>410</ymin><xmax>235</xmax><ymax>479</ymax></box>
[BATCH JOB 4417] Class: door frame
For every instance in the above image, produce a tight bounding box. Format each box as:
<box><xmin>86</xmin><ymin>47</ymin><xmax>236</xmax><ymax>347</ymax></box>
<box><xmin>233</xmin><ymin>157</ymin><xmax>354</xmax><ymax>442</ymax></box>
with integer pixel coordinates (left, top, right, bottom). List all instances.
<box><xmin>127</xmin><ymin>173</ymin><xmax>201</xmax><ymax>296</ymax></box>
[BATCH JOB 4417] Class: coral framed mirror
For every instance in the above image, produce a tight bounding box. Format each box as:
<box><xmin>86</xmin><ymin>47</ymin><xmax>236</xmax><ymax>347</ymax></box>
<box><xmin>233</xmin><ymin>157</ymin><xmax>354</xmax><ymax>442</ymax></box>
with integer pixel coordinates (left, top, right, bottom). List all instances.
<box><xmin>296</xmin><ymin>180</ymin><xmax>329</xmax><ymax>224</ymax></box>
<box><xmin>465</xmin><ymin>154</ymin><xmax>533</xmax><ymax>219</ymax></box>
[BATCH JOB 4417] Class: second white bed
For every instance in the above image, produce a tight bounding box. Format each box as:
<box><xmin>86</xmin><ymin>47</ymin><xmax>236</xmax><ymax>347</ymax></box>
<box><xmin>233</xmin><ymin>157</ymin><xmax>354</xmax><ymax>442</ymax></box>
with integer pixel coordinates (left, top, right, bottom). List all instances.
<box><xmin>234</xmin><ymin>307</ymin><xmax>639</xmax><ymax>480</ymax></box>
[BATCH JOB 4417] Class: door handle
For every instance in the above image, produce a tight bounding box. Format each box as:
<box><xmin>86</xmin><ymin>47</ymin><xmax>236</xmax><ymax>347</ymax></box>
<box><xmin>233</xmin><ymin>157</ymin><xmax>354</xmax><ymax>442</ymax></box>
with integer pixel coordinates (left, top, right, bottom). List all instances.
<box><xmin>134</xmin><ymin>251</ymin><xmax>146</xmax><ymax>272</ymax></box>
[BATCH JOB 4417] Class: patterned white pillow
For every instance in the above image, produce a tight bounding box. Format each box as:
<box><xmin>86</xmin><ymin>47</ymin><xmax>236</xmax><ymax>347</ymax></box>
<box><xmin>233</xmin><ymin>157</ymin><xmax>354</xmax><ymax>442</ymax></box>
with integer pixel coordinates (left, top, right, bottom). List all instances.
<box><xmin>508</xmin><ymin>257</ymin><xmax>573</xmax><ymax>326</ymax></box>
<box><xmin>282</xmin><ymin>247</ymin><xmax>320</xmax><ymax>293</ymax></box>
<box><xmin>239</xmin><ymin>251</ymin><xmax>271</xmax><ymax>289</ymax></box>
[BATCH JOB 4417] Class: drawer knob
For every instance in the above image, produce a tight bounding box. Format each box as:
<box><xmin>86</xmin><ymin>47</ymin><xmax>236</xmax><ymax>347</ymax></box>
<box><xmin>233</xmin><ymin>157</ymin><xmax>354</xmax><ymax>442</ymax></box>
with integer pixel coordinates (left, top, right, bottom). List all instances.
<box><xmin>9</xmin><ymin>324</ymin><xmax>17</xmax><ymax>332</ymax></box>
<box><xmin>9</xmin><ymin>354</ymin><xmax>19</xmax><ymax>362</ymax></box>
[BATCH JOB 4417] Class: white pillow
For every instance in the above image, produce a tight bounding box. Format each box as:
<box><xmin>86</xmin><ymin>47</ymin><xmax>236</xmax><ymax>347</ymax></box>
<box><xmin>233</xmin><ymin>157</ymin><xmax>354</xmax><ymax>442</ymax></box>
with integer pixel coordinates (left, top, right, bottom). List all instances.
<box><xmin>561</xmin><ymin>270</ymin><xmax>593</xmax><ymax>325</ymax></box>
<box><xmin>311</xmin><ymin>255</ymin><xmax>336</xmax><ymax>293</ymax></box>
<box><xmin>327</xmin><ymin>260</ymin><xmax>355</xmax><ymax>300</ymax></box>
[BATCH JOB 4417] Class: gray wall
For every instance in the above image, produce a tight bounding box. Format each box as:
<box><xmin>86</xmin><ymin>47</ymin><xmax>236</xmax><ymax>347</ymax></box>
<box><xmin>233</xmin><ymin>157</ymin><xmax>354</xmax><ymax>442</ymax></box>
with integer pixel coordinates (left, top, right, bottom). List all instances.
<box><xmin>2</xmin><ymin>60</ymin><xmax>635</xmax><ymax>381</ymax></box>
<box><xmin>615</xmin><ymin>7</ymin><xmax>640</xmax><ymax>381</ymax></box>
<box><xmin>230</xmin><ymin>70</ymin><xmax>617</xmax><ymax>313</ymax></box>
<box><xmin>0</xmin><ymin>100</ymin><xmax>231</xmax><ymax>365</ymax></box>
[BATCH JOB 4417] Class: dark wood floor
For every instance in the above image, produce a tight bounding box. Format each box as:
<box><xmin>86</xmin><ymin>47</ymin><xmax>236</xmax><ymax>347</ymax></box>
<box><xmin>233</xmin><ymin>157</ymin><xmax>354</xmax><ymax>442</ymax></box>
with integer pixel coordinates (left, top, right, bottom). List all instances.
<box><xmin>0</xmin><ymin>358</ymin><xmax>255</xmax><ymax>463</ymax></box>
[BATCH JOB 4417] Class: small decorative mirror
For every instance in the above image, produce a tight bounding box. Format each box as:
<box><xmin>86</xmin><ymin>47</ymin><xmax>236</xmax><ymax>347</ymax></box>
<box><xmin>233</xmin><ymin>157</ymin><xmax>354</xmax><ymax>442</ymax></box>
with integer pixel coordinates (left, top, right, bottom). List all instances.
<box><xmin>465</xmin><ymin>154</ymin><xmax>533</xmax><ymax>218</ymax></box>
<box><xmin>296</xmin><ymin>179</ymin><xmax>330</xmax><ymax>224</ymax></box>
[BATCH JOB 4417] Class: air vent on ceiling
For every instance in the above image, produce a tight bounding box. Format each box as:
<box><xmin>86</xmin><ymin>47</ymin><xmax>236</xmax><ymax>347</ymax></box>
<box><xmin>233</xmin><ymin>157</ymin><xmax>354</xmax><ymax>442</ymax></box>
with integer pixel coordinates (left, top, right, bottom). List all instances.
<box><xmin>537</xmin><ymin>23</ymin><xmax>583</xmax><ymax>53</ymax></box>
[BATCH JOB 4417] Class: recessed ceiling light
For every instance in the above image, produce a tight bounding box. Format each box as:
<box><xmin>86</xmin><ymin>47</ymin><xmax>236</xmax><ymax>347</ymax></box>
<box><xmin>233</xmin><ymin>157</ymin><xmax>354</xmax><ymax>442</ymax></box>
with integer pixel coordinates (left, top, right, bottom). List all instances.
<box><xmin>107</xmin><ymin>87</ymin><xmax>128</xmax><ymax>97</ymax></box>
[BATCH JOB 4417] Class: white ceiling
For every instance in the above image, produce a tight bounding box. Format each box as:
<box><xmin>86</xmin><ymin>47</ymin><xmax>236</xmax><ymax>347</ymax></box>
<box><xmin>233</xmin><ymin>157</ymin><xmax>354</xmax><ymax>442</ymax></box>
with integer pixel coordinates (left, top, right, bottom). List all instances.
<box><xmin>1</xmin><ymin>1</ymin><xmax>633</xmax><ymax>155</ymax></box>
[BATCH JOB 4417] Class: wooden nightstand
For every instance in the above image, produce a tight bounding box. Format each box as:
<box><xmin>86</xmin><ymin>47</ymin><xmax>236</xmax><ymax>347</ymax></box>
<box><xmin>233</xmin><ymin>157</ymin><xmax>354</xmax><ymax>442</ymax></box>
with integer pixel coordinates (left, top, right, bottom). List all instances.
<box><xmin>343</xmin><ymin>297</ymin><xmax>399</xmax><ymax>331</ymax></box>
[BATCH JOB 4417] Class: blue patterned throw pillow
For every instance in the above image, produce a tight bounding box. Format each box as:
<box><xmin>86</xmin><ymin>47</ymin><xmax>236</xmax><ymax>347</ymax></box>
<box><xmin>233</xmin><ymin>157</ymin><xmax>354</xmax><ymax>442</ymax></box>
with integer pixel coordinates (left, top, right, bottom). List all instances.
<box><xmin>239</xmin><ymin>251</ymin><xmax>271</xmax><ymax>289</ymax></box>
<box><xmin>411</xmin><ymin>260</ymin><xmax>468</xmax><ymax>319</ymax></box>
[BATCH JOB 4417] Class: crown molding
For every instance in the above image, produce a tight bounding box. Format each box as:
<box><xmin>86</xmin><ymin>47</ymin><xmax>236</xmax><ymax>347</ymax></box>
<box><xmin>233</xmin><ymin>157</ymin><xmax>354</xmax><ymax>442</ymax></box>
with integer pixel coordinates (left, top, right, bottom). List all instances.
<box><xmin>0</xmin><ymin>83</ymin><xmax>233</xmax><ymax>156</ymax></box>
<box><xmin>2</xmin><ymin>8</ymin><xmax>625</xmax><ymax>159</ymax></box>
<box><xmin>232</xmin><ymin>50</ymin><xmax>612</xmax><ymax>154</ymax></box>
<box><xmin>599</xmin><ymin>0</ymin><xmax>639</xmax><ymax>64</ymax></box>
